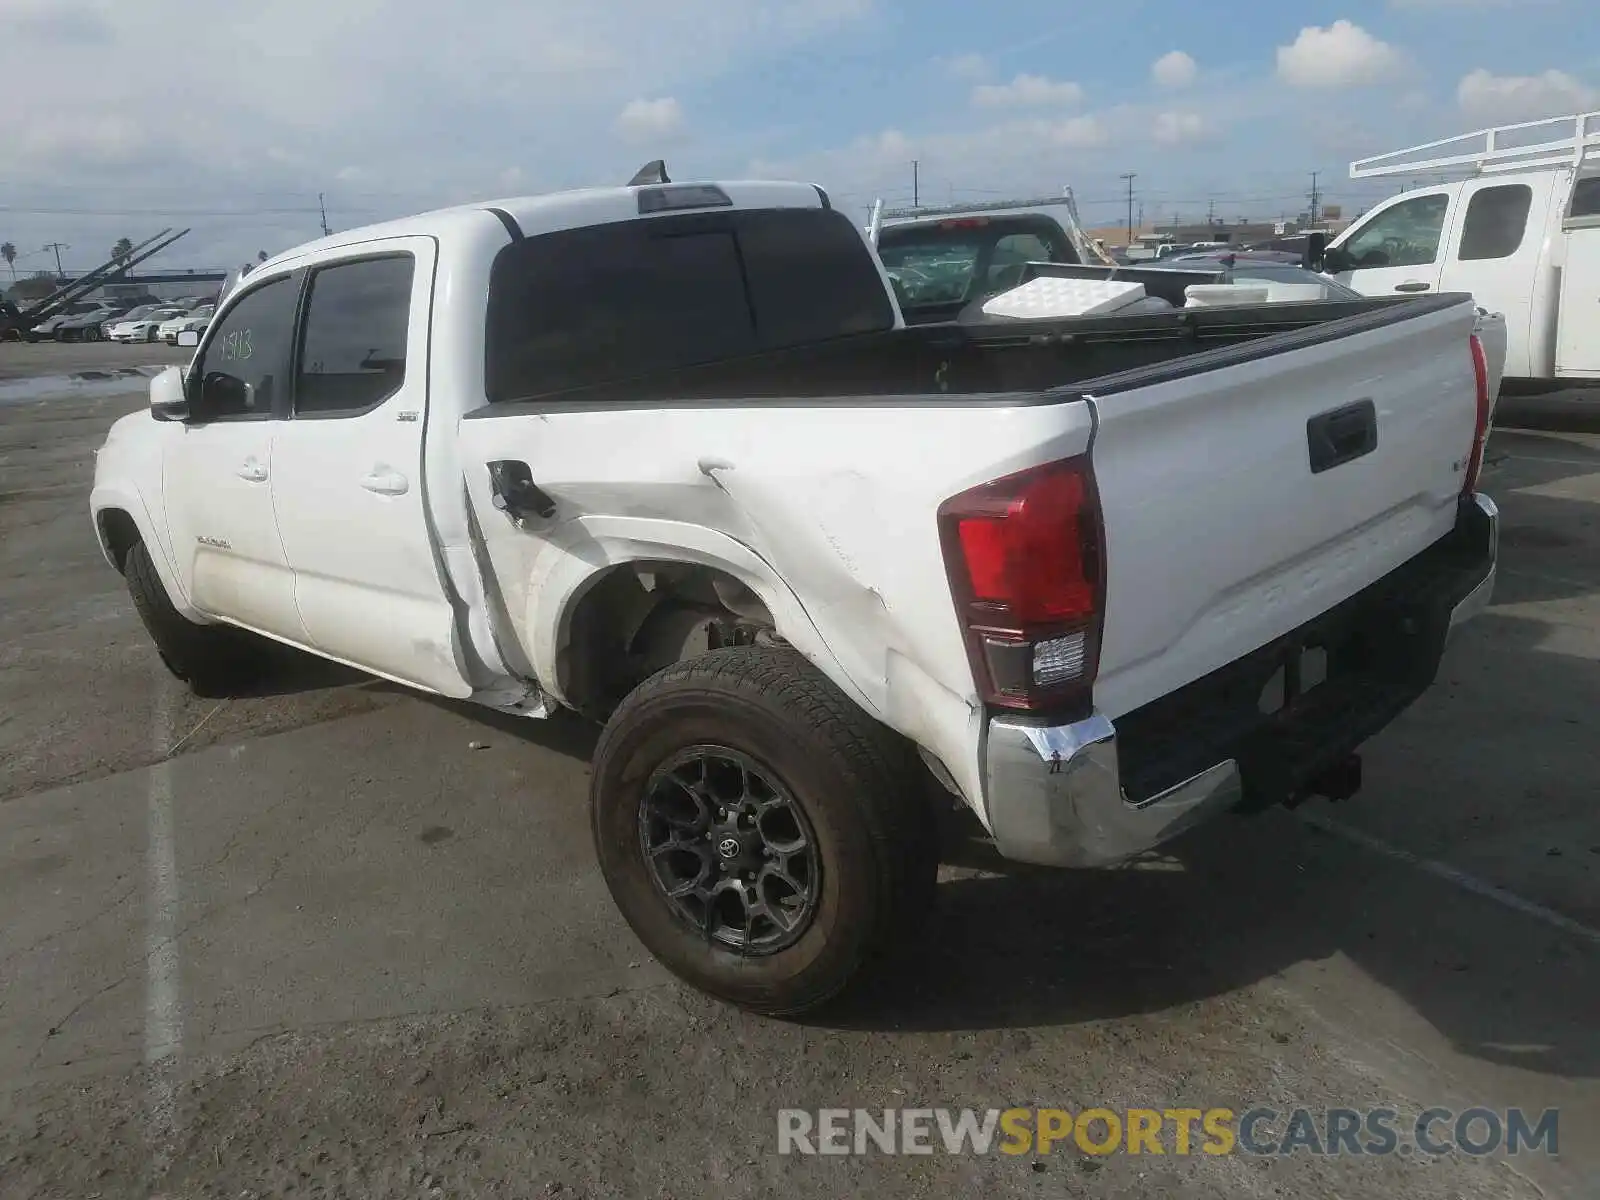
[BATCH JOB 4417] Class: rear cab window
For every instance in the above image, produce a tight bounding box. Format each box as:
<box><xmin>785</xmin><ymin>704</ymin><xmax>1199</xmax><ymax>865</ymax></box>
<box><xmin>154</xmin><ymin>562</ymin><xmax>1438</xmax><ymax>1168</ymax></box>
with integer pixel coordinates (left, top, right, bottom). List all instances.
<box><xmin>484</xmin><ymin>206</ymin><xmax>894</xmax><ymax>403</ymax></box>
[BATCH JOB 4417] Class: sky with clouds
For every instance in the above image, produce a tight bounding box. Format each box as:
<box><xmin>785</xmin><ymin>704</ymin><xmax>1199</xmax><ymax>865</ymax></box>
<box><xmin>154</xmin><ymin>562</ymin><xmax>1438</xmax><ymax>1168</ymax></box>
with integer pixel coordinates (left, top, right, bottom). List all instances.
<box><xmin>1</xmin><ymin>0</ymin><xmax>1597</xmax><ymax>273</ymax></box>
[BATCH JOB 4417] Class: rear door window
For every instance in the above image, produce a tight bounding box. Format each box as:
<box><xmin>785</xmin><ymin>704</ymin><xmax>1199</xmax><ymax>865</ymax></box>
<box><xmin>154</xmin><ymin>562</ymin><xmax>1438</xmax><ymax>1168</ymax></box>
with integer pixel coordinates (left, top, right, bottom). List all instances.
<box><xmin>294</xmin><ymin>255</ymin><xmax>415</xmax><ymax>416</ymax></box>
<box><xmin>1457</xmin><ymin>185</ymin><xmax>1533</xmax><ymax>261</ymax></box>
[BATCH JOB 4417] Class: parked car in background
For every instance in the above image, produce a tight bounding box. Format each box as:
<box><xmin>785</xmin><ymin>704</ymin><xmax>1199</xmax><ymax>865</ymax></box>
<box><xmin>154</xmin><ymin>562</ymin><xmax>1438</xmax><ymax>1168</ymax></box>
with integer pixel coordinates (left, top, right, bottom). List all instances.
<box><xmin>30</xmin><ymin>299</ymin><xmax>117</xmax><ymax>341</ymax></box>
<box><xmin>158</xmin><ymin>304</ymin><xmax>215</xmax><ymax>344</ymax></box>
<box><xmin>55</xmin><ymin>303</ymin><xmax>135</xmax><ymax>342</ymax></box>
<box><xmin>108</xmin><ymin>306</ymin><xmax>187</xmax><ymax>343</ymax></box>
<box><xmin>96</xmin><ymin>303</ymin><xmax>170</xmax><ymax>341</ymax></box>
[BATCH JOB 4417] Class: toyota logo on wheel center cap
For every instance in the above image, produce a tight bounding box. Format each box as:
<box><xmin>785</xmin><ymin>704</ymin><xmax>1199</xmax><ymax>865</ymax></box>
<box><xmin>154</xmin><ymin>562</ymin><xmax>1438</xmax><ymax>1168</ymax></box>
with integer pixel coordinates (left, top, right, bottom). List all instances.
<box><xmin>717</xmin><ymin>837</ymin><xmax>741</xmax><ymax>859</ymax></box>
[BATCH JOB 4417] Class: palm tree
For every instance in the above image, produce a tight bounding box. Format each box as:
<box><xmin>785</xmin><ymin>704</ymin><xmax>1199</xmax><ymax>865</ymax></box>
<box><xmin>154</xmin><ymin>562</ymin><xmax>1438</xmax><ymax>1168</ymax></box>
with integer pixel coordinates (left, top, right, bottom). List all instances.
<box><xmin>112</xmin><ymin>237</ymin><xmax>134</xmax><ymax>267</ymax></box>
<box><xmin>1</xmin><ymin>242</ymin><xmax>16</xmax><ymax>281</ymax></box>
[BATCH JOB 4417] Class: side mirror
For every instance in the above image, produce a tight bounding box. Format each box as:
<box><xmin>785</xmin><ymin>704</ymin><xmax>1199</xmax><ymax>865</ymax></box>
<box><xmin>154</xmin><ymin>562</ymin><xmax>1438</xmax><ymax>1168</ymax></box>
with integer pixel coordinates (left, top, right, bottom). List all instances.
<box><xmin>1302</xmin><ymin>232</ymin><xmax>1328</xmax><ymax>272</ymax></box>
<box><xmin>1321</xmin><ymin>244</ymin><xmax>1353</xmax><ymax>274</ymax></box>
<box><xmin>176</xmin><ymin>329</ymin><xmax>200</xmax><ymax>348</ymax></box>
<box><xmin>149</xmin><ymin>366</ymin><xmax>189</xmax><ymax>422</ymax></box>
<box><xmin>199</xmin><ymin>370</ymin><xmax>251</xmax><ymax>416</ymax></box>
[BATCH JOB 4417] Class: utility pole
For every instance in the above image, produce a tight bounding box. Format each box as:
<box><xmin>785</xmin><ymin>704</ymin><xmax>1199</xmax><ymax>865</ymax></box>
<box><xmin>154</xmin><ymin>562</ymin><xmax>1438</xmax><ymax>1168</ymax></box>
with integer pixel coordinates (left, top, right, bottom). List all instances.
<box><xmin>1307</xmin><ymin>171</ymin><xmax>1322</xmax><ymax>228</ymax></box>
<box><xmin>1207</xmin><ymin>196</ymin><xmax>1216</xmax><ymax>226</ymax></box>
<box><xmin>1119</xmin><ymin>172</ymin><xmax>1137</xmax><ymax>244</ymax></box>
<box><xmin>318</xmin><ymin>193</ymin><xmax>332</xmax><ymax>237</ymax></box>
<box><xmin>42</xmin><ymin>243</ymin><xmax>69</xmax><ymax>279</ymax></box>
<box><xmin>911</xmin><ymin>161</ymin><xmax>919</xmax><ymax>209</ymax></box>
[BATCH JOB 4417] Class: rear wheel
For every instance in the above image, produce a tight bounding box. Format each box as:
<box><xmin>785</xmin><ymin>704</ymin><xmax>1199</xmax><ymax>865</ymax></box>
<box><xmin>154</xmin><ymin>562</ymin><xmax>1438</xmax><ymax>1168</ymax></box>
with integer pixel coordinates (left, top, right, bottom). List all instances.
<box><xmin>124</xmin><ymin>540</ymin><xmax>269</xmax><ymax>696</ymax></box>
<box><xmin>590</xmin><ymin>646</ymin><xmax>937</xmax><ymax>1015</ymax></box>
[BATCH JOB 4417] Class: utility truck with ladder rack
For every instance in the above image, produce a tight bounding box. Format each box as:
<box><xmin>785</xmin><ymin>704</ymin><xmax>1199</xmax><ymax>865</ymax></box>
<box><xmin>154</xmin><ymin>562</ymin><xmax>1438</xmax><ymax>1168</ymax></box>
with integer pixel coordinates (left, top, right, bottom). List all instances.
<box><xmin>1325</xmin><ymin>111</ymin><xmax>1600</xmax><ymax>389</ymax></box>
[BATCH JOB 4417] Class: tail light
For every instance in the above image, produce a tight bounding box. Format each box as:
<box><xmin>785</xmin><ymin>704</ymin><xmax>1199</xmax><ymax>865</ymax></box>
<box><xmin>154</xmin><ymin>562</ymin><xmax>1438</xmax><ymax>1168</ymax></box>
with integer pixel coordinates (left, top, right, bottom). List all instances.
<box><xmin>937</xmin><ymin>456</ymin><xmax>1104</xmax><ymax>713</ymax></box>
<box><xmin>1463</xmin><ymin>333</ymin><xmax>1491</xmax><ymax>495</ymax></box>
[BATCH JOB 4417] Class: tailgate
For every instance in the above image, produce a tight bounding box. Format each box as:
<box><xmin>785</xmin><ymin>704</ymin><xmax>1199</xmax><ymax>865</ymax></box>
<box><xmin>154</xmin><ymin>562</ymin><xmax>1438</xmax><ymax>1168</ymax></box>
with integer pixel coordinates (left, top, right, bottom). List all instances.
<box><xmin>1087</xmin><ymin>295</ymin><xmax>1482</xmax><ymax>719</ymax></box>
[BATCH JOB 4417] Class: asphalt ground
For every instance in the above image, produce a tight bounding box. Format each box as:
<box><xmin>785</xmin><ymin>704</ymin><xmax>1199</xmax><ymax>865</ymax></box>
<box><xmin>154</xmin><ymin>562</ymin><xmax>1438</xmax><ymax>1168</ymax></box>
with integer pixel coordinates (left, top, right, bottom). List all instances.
<box><xmin>1</xmin><ymin>349</ymin><xmax>1596</xmax><ymax>1198</ymax></box>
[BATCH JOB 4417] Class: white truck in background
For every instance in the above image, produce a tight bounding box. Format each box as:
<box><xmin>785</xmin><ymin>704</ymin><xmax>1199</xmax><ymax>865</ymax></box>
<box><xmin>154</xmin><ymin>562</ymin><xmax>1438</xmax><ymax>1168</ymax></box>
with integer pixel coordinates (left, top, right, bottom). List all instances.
<box><xmin>1325</xmin><ymin>110</ymin><xmax>1600</xmax><ymax>390</ymax></box>
<box><xmin>92</xmin><ymin>166</ymin><xmax>1503</xmax><ymax>1015</ymax></box>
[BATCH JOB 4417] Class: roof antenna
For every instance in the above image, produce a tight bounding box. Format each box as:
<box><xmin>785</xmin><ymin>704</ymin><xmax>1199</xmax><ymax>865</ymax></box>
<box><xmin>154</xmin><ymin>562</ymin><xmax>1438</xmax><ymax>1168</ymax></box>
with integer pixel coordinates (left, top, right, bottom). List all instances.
<box><xmin>628</xmin><ymin>159</ymin><xmax>670</xmax><ymax>186</ymax></box>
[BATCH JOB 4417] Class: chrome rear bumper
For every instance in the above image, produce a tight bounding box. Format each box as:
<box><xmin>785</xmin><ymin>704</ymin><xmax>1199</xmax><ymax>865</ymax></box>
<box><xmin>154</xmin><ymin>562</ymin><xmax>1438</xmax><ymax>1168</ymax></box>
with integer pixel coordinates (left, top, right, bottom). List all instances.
<box><xmin>981</xmin><ymin>492</ymin><xmax>1498</xmax><ymax>869</ymax></box>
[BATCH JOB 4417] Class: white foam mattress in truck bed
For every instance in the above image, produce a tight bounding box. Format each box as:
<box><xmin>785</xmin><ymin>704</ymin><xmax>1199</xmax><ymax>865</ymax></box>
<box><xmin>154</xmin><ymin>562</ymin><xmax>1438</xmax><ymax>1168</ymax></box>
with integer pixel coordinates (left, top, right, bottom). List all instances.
<box><xmin>981</xmin><ymin>277</ymin><xmax>1149</xmax><ymax>319</ymax></box>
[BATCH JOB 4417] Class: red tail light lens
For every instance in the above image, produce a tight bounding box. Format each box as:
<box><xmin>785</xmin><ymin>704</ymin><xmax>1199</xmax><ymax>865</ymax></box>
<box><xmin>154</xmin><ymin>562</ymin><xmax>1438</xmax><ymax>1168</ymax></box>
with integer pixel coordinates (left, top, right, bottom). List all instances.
<box><xmin>938</xmin><ymin>456</ymin><xmax>1104</xmax><ymax>713</ymax></box>
<box><xmin>1464</xmin><ymin>333</ymin><xmax>1491</xmax><ymax>496</ymax></box>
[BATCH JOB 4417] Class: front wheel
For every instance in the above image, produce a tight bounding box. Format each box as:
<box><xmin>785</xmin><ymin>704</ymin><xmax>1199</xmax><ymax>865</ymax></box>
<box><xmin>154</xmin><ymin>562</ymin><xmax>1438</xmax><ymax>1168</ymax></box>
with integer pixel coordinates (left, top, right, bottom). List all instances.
<box><xmin>590</xmin><ymin>646</ymin><xmax>937</xmax><ymax>1016</ymax></box>
<box><xmin>124</xmin><ymin>540</ymin><xmax>270</xmax><ymax>696</ymax></box>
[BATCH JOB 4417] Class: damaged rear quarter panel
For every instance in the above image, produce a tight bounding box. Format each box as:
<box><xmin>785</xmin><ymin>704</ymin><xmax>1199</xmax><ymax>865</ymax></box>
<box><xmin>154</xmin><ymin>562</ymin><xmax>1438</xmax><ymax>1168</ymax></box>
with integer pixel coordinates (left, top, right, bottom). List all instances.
<box><xmin>457</xmin><ymin>401</ymin><xmax>1096</xmax><ymax>817</ymax></box>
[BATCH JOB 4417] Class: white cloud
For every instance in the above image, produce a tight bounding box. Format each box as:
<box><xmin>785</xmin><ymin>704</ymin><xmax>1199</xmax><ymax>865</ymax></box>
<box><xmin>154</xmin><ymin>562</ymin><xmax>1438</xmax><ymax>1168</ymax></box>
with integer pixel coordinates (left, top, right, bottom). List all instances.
<box><xmin>1276</xmin><ymin>21</ymin><xmax>1403</xmax><ymax>89</ymax></box>
<box><xmin>941</xmin><ymin>53</ymin><xmax>990</xmax><ymax>81</ymax></box>
<box><xmin>1038</xmin><ymin>115</ymin><xmax>1107</xmax><ymax>148</ymax></box>
<box><xmin>614</xmin><ymin>97</ymin><xmax>686</xmax><ymax>142</ymax></box>
<box><xmin>971</xmin><ymin>73</ymin><xmax>1084</xmax><ymax>108</ymax></box>
<box><xmin>1152</xmin><ymin>111</ymin><xmax>1208</xmax><ymax>145</ymax></box>
<box><xmin>1457</xmin><ymin>68</ymin><xmax>1598</xmax><ymax>122</ymax></box>
<box><xmin>0</xmin><ymin>0</ymin><xmax>875</xmax><ymax>268</ymax></box>
<box><xmin>1151</xmin><ymin>51</ymin><xmax>1197</xmax><ymax>89</ymax></box>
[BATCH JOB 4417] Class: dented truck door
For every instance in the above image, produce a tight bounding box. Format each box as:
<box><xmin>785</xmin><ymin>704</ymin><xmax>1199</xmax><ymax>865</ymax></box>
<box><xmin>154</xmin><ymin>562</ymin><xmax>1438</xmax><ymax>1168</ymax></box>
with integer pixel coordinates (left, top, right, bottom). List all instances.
<box><xmin>268</xmin><ymin>237</ymin><xmax>478</xmax><ymax>698</ymax></box>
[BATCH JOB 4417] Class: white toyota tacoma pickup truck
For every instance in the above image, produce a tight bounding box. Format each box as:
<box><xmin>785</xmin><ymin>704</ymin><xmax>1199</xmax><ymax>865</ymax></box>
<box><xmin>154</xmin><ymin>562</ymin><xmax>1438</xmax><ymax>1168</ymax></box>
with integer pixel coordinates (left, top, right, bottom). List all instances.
<box><xmin>91</xmin><ymin>168</ymin><xmax>1505</xmax><ymax>1014</ymax></box>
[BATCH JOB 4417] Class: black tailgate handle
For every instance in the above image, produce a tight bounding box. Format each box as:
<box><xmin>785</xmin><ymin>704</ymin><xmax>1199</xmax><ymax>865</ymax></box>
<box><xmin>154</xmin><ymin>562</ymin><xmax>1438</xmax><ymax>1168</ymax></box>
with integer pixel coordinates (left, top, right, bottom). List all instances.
<box><xmin>1307</xmin><ymin>400</ymin><xmax>1377</xmax><ymax>474</ymax></box>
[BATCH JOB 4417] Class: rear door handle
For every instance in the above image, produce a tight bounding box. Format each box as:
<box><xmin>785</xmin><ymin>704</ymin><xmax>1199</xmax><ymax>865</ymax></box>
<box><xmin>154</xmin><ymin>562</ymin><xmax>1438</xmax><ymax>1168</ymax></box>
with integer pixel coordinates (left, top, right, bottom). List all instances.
<box><xmin>360</xmin><ymin>468</ymin><xmax>409</xmax><ymax>496</ymax></box>
<box><xmin>1307</xmin><ymin>399</ymin><xmax>1378</xmax><ymax>474</ymax></box>
<box><xmin>1393</xmin><ymin>281</ymin><xmax>1431</xmax><ymax>293</ymax></box>
<box><xmin>237</xmin><ymin>460</ymin><xmax>268</xmax><ymax>483</ymax></box>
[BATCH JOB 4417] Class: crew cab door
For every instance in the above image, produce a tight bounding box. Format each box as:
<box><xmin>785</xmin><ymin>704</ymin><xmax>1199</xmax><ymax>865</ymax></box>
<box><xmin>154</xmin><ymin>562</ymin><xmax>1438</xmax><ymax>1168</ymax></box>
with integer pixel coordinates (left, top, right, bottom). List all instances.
<box><xmin>1556</xmin><ymin>177</ymin><xmax>1600</xmax><ymax>378</ymax></box>
<box><xmin>1330</xmin><ymin>189</ymin><xmax>1457</xmax><ymax>297</ymax></box>
<box><xmin>1436</xmin><ymin>176</ymin><xmax>1556</xmax><ymax>379</ymax></box>
<box><xmin>267</xmin><ymin>239</ymin><xmax>475</xmax><ymax>698</ymax></box>
<box><xmin>161</xmin><ymin>272</ymin><xmax>308</xmax><ymax>643</ymax></box>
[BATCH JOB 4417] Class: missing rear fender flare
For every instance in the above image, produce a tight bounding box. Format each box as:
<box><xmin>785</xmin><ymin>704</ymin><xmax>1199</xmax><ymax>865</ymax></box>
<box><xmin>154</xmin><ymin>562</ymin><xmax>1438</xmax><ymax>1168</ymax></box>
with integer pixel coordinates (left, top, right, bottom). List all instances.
<box><xmin>560</xmin><ymin>561</ymin><xmax>785</xmax><ymax>720</ymax></box>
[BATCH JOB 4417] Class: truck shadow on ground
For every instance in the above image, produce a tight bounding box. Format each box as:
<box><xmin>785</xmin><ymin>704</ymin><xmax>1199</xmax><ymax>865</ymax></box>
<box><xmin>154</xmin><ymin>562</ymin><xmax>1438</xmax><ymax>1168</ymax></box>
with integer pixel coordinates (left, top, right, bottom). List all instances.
<box><xmin>825</xmin><ymin>608</ymin><xmax>1600</xmax><ymax>1084</ymax></box>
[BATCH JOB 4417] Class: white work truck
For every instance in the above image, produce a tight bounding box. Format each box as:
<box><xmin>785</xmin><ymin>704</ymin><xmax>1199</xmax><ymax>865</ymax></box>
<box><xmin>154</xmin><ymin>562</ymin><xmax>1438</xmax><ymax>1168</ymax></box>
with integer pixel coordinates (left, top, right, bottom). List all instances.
<box><xmin>92</xmin><ymin>165</ymin><xmax>1503</xmax><ymax>1014</ymax></box>
<box><xmin>1326</xmin><ymin>110</ymin><xmax>1600</xmax><ymax>388</ymax></box>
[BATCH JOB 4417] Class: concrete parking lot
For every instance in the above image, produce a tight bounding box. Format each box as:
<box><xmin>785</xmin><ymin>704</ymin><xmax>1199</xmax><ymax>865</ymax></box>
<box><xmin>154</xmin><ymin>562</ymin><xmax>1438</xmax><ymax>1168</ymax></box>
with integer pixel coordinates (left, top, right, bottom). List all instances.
<box><xmin>1</xmin><ymin>349</ymin><xmax>1596</xmax><ymax>1198</ymax></box>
